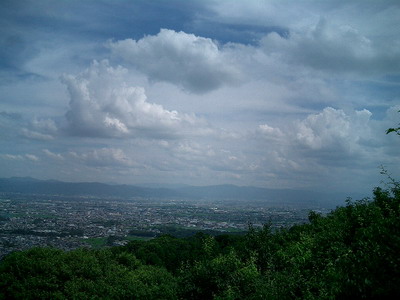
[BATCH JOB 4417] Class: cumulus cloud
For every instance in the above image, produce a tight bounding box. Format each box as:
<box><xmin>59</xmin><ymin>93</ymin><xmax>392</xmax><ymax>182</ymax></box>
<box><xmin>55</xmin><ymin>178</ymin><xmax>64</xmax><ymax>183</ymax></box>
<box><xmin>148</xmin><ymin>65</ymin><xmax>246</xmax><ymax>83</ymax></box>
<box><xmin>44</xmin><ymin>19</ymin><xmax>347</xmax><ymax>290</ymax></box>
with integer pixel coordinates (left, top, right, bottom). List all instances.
<box><xmin>258</xmin><ymin>124</ymin><xmax>284</xmax><ymax>139</ymax></box>
<box><xmin>245</xmin><ymin>106</ymin><xmax>396</xmax><ymax>189</ymax></box>
<box><xmin>254</xmin><ymin>106</ymin><xmax>384</xmax><ymax>174</ymax></box>
<box><xmin>260</xmin><ymin>18</ymin><xmax>400</xmax><ymax>75</ymax></box>
<box><xmin>295</xmin><ymin>107</ymin><xmax>372</xmax><ymax>153</ymax></box>
<box><xmin>61</xmin><ymin>60</ymin><xmax>206</xmax><ymax>139</ymax></box>
<box><xmin>109</xmin><ymin>29</ymin><xmax>241</xmax><ymax>93</ymax></box>
<box><xmin>2</xmin><ymin>1</ymin><xmax>399</xmax><ymax>191</ymax></box>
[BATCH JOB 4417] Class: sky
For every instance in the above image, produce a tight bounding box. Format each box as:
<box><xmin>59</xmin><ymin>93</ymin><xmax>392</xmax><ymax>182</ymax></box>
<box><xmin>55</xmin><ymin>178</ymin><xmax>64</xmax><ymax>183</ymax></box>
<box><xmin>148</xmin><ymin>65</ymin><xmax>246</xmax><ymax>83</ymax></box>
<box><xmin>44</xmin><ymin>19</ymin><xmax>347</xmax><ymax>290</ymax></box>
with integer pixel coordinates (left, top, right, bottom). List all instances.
<box><xmin>1</xmin><ymin>0</ymin><xmax>399</xmax><ymax>195</ymax></box>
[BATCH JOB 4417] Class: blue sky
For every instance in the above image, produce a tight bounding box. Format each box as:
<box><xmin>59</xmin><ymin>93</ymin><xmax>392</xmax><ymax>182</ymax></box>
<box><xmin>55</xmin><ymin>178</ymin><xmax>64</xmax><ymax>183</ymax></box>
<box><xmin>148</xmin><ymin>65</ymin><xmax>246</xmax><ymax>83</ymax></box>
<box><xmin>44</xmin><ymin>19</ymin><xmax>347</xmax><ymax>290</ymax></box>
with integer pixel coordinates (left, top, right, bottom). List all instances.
<box><xmin>1</xmin><ymin>0</ymin><xmax>399</xmax><ymax>196</ymax></box>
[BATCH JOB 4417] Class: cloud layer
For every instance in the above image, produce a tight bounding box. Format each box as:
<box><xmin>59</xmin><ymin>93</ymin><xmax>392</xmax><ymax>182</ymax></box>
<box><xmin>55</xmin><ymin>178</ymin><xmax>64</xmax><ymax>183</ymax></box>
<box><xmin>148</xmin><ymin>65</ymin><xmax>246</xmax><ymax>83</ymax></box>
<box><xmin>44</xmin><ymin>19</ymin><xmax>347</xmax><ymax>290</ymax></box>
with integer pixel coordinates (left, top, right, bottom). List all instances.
<box><xmin>1</xmin><ymin>0</ymin><xmax>399</xmax><ymax>196</ymax></box>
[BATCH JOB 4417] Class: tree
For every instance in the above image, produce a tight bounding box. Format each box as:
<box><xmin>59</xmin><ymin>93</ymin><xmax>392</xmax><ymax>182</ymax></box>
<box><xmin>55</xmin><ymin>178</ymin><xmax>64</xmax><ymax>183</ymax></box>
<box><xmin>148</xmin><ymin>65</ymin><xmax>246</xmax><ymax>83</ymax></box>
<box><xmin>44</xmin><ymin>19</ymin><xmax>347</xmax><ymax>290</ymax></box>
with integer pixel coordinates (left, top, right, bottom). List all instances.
<box><xmin>386</xmin><ymin>110</ymin><xmax>400</xmax><ymax>135</ymax></box>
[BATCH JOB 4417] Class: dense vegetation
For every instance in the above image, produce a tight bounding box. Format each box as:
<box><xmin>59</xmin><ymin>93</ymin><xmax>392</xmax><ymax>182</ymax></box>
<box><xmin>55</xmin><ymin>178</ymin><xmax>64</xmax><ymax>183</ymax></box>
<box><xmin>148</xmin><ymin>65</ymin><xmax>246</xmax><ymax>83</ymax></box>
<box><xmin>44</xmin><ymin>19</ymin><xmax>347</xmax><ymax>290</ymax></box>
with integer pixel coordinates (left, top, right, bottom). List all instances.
<box><xmin>1</xmin><ymin>180</ymin><xmax>399</xmax><ymax>299</ymax></box>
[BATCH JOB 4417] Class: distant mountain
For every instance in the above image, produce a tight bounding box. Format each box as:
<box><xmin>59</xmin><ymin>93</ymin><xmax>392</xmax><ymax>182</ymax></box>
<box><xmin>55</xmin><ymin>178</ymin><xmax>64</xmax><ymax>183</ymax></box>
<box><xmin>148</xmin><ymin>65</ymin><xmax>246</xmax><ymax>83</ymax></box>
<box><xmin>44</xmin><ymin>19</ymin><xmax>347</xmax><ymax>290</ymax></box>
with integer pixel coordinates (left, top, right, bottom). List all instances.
<box><xmin>0</xmin><ymin>177</ymin><xmax>179</xmax><ymax>199</ymax></box>
<box><xmin>176</xmin><ymin>184</ymin><xmax>350</xmax><ymax>207</ymax></box>
<box><xmin>0</xmin><ymin>177</ymin><xmax>358</xmax><ymax>207</ymax></box>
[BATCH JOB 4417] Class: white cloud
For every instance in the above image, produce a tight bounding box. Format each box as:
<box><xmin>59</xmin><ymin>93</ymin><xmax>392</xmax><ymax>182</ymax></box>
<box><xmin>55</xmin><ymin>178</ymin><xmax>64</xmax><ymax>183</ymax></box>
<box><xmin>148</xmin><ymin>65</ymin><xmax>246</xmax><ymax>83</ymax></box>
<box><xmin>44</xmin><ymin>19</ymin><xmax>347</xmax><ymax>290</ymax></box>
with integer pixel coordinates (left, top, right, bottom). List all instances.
<box><xmin>25</xmin><ymin>154</ymin><xmax>39</xmax><ymax>161</ymax></box>
<box><xmin>243</xmin><ymin>106</ymin><xmax>398</xmax><ymax>189</ymax></box>
<box><xmin>0</xmin><ymin>111</ymin><xmax>57</xmax><ymax>141</ymax></box>
<box><xmin>208</xmin><ymin>1</ymin><xmax>400</xmax><ymax>41</ymax></box>
<box><xmin>0</xmin><ymin>153</ymin><xmax>38</xmax><ymax>162</ymax></box>
<box><xmin>258</xmin><ymin>124</ymin><xmax>284</xmax><ymax>139</ymax></box>
<box><xmin>61</xmin><ymin>60</ymin><xmax>207</xmax><ymax>139</ymax></box>
<box><xmin>0</xmin><ymin>154</ymin><xmax>24</xmax><ymax>161</ymax></box>
<box><xmin>109</xmin><ymin>29</ymin><xmax>241</xmax><ymax>93</ymax></box>
<box><xmin>32</xmin><ymin>118</ymin><xmax>57</xmax><ymax>133</ymax></box>
<box><xmin>259</xmin><ymin>106</ymin><xmax>382</xmax><ymax>167</ymax></box>
<box><xmin>295</xmin><ymin>107</ymin><xmax>372</xmax><ymax>152</ymax></box>
<box><xmin>68</xmin><ymin>148</ymin><xmax>137</xmax><ymax>168</ymax></box>
<box><xmin>260</xmin><ymin>17</ymin><xmax>400</xmax><ymax>75</ymax></box>
<box><xmin>21</xmin><ymin>128</ymin><xmax>54</xmax><ymax>141</ymax></box>
<box><xmin>43</xmin><ymin>149</ymin><xmax>64</xmax><ymax>160</ymax></box>
<box><xmin>166</xmin><ymin>140</ymin><xmax>257</xmax><ymax>177</ymax></box>
<box><xmin>207</xmin><ymin>0</ymin><xmax>299</xmax><ymax>28</ymax></box>
<box><xmin>206</xmin><ymin>1</ymin><xmax>400</xmax><ymax>78</ymax></box>
<box><xmin>2</xmin><ymin>1</ymin><xmax>399</xmax><ymax>192</ymax></box>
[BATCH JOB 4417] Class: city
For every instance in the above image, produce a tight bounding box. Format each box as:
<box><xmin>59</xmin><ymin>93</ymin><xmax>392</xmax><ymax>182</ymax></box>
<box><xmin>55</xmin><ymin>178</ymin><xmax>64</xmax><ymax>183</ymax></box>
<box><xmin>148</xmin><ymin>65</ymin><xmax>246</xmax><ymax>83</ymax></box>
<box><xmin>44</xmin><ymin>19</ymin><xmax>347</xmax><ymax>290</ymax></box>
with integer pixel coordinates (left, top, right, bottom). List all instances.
<box><xmin>0</xmin><ymin>192</ymin><xmax>325</xmax><ymax>258</ymax></box>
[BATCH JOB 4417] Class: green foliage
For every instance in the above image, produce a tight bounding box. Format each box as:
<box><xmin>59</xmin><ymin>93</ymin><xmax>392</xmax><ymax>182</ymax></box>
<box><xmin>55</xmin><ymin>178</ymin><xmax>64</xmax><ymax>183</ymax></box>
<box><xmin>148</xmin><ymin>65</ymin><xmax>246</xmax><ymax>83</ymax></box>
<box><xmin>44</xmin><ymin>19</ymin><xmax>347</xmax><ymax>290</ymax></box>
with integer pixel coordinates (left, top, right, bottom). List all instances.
<box><xmin>1</xmin><ymin>180</ymin><xmax>400</xmax><ymax>299</ymax></box>
<box><xmin>386</xmin><ymin>110</ymin><xmax>400</xmax><ymax>135</ymax></box>
<box><xmin>179</xmin><ymin>248</ymin><xmax>261</xmax><ymax>300</ymax></box>
<box><xmin>0</xmin><ymin>248</ymin><xmax>177</xmax><ymax>299</ymax></box>
<box><xmin>386</xmin><ymin>124</ymin><xmax>400</xmax><ymax>135</ymax></box>
<box><xmin>258</xmin><ymin>182</ymin><xmax>400</xmax><ymax>299</ymax></box>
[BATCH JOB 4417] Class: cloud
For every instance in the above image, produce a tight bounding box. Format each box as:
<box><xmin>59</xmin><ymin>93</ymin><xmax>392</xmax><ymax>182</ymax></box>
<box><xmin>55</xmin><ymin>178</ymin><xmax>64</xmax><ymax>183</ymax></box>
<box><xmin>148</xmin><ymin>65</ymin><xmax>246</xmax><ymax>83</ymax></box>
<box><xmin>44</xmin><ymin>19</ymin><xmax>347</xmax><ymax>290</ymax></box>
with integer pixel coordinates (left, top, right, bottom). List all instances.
<box><xmin>1</xmin><ymin>1</ymin><xmax>399</xmax><ymax>192</ymax></box>
<box><xmin>0</xmin><ymin>111</ymin><xmax>21</xmax><ymax>120</ymax></box>
<box><xmin>109</xmin><ymin>29</ymin><xmax>241</xmax><ymax>93</ymax></box>
<box><xmin>68</xmin><ymin>148</ymin><xmax>137</xmax><ymax>168</ymax></box>
<box><xmin>43</xmin><ymin>149</ymin><xmax>64</xmax><ymax>160</ymax></box>
<box><xmin>258</xmin><ymin>124</ymin><xmax>284</xmax><ymax>139</ymax></box>
<box><xmin>247</xmin><ymin>106</ymin><xmax>398</xmax><ymax>189</ymax></box>
<box><xmin>164</xmin><ymin>140</ymin><xmax>258</xmax><ymax>177</ymax></box>
<box><xmin>0</xmin><ymin>153</ymin><xmax>39</xmax><ymax>162</ymax></box>
<box><xmin>21</xmin><ymin>128</ymin><xmax>54</xmax><ymax>141</ymax></box>
<box><xmin>61</xmin><ymin>60</ymin><xmax>207</xmax><ymax>139</ymax></box>
<box><xmin>0</xmin><ymin>154</ymin><xmax>24</xmax><ymax>161</ymax></box>
<box><xmin>255</xmin><ymin>106</ymin><xmax>385</xmax><ymax>172</ymax></box>
<box><xmin>0</xmin><ymin>111</ymin><xmax>57</xmax><ymax>141</ymax></box>
<box><xmin>295</xmin><ymin>107</ymin><xmax>372</xmax><ymax>153</ymax></box>
<box><xmin>25</xmin><ymin>154</ymin><xmax>39</xmax><ymax>161</ymax></box>
<box><xmin>31</xmin><ymin>118</ymin><xmax>57</xmax><ymax>133</ymax></box>
<box><xmin>260</xmin><ymin>17</ymin><xmax>400</xmax><ymax>75</ymax></box>
<box><xmin>0</xmin><ymin>112</ymin><xmax>19</xmax><ymax>140</ymax></box>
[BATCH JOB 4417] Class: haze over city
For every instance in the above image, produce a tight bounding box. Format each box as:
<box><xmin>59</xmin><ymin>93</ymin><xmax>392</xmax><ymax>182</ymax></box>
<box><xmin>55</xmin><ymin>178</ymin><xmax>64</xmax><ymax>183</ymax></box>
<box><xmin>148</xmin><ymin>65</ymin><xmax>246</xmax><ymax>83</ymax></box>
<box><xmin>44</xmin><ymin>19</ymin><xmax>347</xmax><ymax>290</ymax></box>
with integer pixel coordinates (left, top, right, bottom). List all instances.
<box><xmin>1</xmin><ymin>0</ymin><xmax>399</xmax><ymax>197</ymax></box>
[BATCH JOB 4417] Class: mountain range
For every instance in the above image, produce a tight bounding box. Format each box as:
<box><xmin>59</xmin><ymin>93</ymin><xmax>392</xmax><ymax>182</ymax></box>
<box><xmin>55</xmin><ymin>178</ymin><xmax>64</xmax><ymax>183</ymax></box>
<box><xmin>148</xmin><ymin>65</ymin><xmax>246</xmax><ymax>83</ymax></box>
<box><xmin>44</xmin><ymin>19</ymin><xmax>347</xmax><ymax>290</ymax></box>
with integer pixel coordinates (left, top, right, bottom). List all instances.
<box><xmin>0</xmin><ymin>177</ymin><xmax>363</xmax><ymax>208</ymax></box>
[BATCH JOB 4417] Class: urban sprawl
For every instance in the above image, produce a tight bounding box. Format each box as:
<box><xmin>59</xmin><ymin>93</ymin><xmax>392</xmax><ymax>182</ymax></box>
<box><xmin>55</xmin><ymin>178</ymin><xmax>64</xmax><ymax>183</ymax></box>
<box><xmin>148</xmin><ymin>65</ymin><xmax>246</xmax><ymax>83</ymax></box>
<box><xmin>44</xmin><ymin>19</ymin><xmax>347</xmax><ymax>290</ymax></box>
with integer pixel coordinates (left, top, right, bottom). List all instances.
<box><xmin>0</xmin><ymin>193</ymin><xmax>326</xmax><ymax>258</ymax></box>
